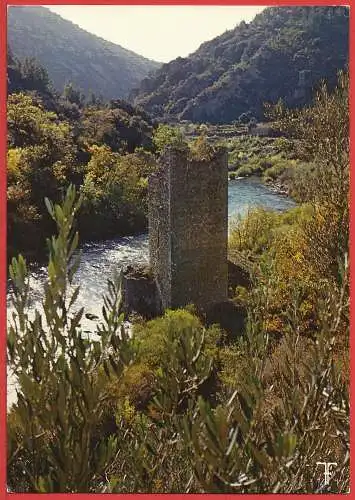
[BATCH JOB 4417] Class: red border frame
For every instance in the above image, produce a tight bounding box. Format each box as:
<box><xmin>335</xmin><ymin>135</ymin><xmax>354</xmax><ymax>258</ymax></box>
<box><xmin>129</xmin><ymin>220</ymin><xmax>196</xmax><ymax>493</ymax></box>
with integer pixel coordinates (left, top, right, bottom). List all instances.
<box><xmin>0</xmin><ymin>1</ymin><xmax>352</xmax><ymax>498</ymax></box>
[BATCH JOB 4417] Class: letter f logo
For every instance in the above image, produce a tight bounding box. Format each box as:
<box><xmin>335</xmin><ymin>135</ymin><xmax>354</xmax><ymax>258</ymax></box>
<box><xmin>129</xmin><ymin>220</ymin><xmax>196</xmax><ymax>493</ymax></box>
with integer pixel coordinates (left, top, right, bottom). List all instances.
<box><xmin>316</xmin><ymin>462</ymin><xmax>338</xmax><ymax>486</ymax></box>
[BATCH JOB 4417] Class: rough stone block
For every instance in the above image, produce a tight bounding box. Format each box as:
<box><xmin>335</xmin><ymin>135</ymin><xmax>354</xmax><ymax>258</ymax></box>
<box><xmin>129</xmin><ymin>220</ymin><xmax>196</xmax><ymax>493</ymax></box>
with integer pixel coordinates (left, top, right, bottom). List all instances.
<box><xmin>148</xmin><ymin>146</ymin><xmax>228</xmax><ymax>311</ymax></box>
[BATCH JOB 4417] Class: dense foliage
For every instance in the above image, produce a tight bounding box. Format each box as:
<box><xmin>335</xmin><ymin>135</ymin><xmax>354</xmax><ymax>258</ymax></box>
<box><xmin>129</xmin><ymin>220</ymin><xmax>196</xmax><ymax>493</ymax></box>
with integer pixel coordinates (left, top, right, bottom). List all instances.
<box><xmin>8</xmin><ymin>6</ymin><xmax>160</xmax><ymax>100</ymax></box>
<box><xmin>7</xmin><ymin>59</ymin><xmax>157</xmax><ymax>260</ymax></box>
<box><xmin>230</xmin><ymin>70</ymin><xmax>348</xmax><ymax>332</ymax></box>
<box><xmin>266</xmin><ymin>70</ymin><xmax>349</xmax><ymax>285</ymax></box>
<box><xmin>217</xmin><ymin>134</ymin><xmax>306</xmax><ymax>188</ymax></box>
<box><xmin>132</xmin><ymin>6</ymin><xmax>348</xmax><ymax>123</ymax></box>
<box><xmin>7</xmin><ymin>71</ymin><xmax>349</xmax><ymax>493</ymax></box>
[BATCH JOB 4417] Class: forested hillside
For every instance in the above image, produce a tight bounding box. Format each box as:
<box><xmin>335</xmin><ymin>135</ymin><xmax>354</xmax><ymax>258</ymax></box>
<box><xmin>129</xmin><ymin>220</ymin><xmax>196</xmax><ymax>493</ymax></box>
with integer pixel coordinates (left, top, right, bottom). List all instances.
<box><xmin>7</xmin><ymin>55</ymin><xmax>157</xmax><ymax>260</ymax></box>
<box><xmin>132</xmin><ymin>6</ymin><xmax>349</xmax><ymax>123</ymax></box>
<box><xmin>8</xmin><ymin>6</ymin><xmax>161</xmax><ymax>100</ymax></box>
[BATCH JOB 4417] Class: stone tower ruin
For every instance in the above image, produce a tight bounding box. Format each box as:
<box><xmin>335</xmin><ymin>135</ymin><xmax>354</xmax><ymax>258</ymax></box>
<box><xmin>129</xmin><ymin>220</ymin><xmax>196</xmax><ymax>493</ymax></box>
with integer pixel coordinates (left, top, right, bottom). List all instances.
<box><xmin>294</xmin><ymin>69</ymin><xmax>312</xmax><ymax>101</ymax></box>
<box><xmin>148</xmin><ymin>146</ymin><xmax>228</xmax><ymax>311</ymax></box>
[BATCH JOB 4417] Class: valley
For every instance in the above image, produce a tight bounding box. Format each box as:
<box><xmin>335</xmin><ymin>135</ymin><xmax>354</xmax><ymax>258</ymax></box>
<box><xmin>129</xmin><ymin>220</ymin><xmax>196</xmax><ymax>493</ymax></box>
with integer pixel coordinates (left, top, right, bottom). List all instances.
<box><xmin>5</xmin><ymin>5</ymin><xmax>350</xmax><ymax>495</ymax></box>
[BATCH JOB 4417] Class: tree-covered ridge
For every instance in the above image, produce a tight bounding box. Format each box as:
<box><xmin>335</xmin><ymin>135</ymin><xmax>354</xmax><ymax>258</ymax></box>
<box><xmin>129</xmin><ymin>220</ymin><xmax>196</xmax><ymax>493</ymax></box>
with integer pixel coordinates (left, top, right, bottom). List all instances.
<box><xmin>8</xmin><ymin>6</ymin><xmax>161</xmax><ymax>100</ymax></box>
<box><xmin>132</xmin><ymin>6</ymin><xmax>348</xmax><ymax>123</ymax></box>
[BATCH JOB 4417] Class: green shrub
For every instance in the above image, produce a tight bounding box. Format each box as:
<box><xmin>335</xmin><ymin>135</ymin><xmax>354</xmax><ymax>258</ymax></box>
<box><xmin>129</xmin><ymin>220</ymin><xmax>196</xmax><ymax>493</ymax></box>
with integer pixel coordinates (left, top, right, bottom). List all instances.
<box><xmin>259</xmin><ymin>158</ymin><xmax>273</xmax><ymax>170</ymax></box>
<box><xmin>235</xmin><ymin>165</ymin><xmax>252</xmax><ymax>177</ymax></box>
<box><xmin>152</xmin><ymin>124</ymin><xmax>186</xmax><ymax>153</ymax></box>
<box><xmin>178</xmin><ymin>277</ymin><xmax>349</xmax><ymax>493</ymax></box>
<box><xmin>7</xmin><ymin>185</ymin><xmax>133</xmax><ymax>492</ymax></box>
<box><xmin>132</xmin><ymin>309</ymin><xmax>221</xmax><ymax>369</ymax></box>
<box><xmin>7</xmin><ymin>185</ymin><xmax>349</xmax><ymax>493</ymax></box>
<box><xmin>112</xmin><ymin>362</ymin><xmax>157</xmax><ymax>410</ymax></box>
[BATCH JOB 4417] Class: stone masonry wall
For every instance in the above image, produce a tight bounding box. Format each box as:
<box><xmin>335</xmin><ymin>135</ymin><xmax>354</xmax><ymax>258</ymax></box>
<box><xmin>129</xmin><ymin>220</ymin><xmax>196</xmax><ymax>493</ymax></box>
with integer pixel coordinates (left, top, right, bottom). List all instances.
<box><xmin>148</xmin><ymin>146</ymin><xmax>228</xmax><ymax>311</ymax></box>
<box><xmin>148</xmin><ymin>151</ymin><xmax>171</xmax><ymax>310</ymax></box>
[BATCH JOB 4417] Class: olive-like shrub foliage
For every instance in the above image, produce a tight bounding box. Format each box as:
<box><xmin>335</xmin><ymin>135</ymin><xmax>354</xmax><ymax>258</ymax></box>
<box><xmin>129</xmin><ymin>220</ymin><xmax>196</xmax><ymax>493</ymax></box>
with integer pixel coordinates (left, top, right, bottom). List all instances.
<box><xmin>7</xmin><ymin>186</ymin><xmax>349</xmax><ymax>493</ymax></box>
<box><xmin>7</xmin><ymin>185</ymin><xmax>133</xmax><ymax>492</ymax></box>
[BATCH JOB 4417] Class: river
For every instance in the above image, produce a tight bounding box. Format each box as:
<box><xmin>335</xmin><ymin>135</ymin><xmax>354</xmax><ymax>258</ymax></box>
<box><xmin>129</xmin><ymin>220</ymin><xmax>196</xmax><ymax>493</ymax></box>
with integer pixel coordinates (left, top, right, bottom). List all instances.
<box><xmin>7</xmin><ymin>177</ymin><xmax>295</xmax><ymax>322</ymax></box>
<box><xmin>7</xmin><ymin>178</ymin><xmax>295</xmax><ymax>407</ymax></box>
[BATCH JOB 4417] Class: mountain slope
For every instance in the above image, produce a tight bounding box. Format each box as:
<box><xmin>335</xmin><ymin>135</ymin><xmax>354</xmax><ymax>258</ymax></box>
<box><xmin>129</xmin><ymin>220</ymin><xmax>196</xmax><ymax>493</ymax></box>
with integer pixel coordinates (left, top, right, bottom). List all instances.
<box><xmin>7</xmin><ymin>6</ymin><xmax>161</xmax><ymax>100</ymax></box>
<box><xmin>132</xmin><ymin>6</ymin><xmax>349</xmax><ymax>123</ymax></box>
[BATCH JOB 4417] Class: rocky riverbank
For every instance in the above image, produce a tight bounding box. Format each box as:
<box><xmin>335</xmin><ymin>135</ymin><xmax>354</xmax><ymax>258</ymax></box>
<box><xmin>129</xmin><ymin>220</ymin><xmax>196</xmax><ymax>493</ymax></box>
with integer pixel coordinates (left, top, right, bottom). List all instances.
<box><xmin>264</xmin><ymin>178</ymin><xmax>290</xmax><ymax>196</ymax></box>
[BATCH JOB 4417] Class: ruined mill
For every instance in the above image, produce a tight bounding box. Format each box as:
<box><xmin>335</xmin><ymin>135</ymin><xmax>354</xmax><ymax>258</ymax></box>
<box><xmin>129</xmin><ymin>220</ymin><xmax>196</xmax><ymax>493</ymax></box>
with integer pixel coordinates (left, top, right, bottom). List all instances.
<box><xmin>149</xmin><ymin>146</ymin><xmax>228</xmax><ymax>311</ymax></box>
<box><xmin>122</xmin><ymin>145</ymin><xmax>239</xmax><ymax>319</ymax></box>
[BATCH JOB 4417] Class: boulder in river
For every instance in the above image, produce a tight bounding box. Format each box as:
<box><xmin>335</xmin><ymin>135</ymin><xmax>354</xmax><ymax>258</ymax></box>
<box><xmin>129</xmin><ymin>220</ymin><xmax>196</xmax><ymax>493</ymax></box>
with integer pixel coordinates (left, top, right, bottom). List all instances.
<box><xmin>121</xmin><ymin>264</ymin><xmax>162</xmax><ymax>319</ymax></box>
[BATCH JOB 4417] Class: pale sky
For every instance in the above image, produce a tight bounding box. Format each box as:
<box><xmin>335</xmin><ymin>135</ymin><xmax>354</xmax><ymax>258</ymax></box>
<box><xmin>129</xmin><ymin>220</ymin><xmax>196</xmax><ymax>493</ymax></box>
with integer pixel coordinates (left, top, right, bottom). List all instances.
<box><xmin>46</xmin><ymin>5</ymin><xmax>266</xmax><ymax>62</ymax></box>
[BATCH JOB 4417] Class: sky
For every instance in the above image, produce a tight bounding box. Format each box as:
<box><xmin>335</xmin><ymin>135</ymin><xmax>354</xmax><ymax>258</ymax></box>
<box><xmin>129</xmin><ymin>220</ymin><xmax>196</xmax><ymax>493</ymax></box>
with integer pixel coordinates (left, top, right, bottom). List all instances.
<box><xmin>46</xmin><ymin>5</ymin><xmax>266</xmax><ymax>63</ymax></box>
